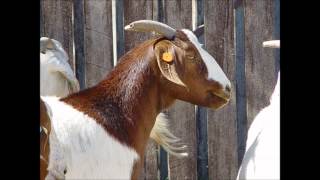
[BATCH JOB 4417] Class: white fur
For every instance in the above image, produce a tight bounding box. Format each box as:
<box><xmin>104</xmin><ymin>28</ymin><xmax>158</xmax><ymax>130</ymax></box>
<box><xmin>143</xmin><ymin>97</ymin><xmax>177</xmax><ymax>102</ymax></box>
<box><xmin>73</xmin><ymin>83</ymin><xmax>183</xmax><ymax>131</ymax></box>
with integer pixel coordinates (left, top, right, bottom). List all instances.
<box><xmin>236</xmin><ymin>73</ymin><xmax>280</xmax><ymax>180</ymax></box>
<box><xmin>150</xmin><ymin>113</ymin><xmax>188</xmax><ymax>157</ymax></box>
<box><xmin>181</xmin><ymin>29</ymin><xmax>231</xmax><ymax>90</ymax></box>
<box><xmin>40</xmin><ymin>37</ymin><xmax>79</xmax><ymax>97</ymax></box>
<box><xmin>42</xmin><ymin>96</ymin><xmax>139</xmax><ymax>179</ymax></box>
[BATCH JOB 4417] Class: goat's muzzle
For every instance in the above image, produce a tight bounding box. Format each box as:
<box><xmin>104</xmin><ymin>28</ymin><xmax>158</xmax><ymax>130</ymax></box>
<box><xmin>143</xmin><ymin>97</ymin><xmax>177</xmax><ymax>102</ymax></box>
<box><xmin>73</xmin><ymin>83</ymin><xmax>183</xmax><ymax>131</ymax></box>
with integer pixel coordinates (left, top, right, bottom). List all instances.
<box><xmin>206</xmin><ymin>85</ymin><xmax>231</xmax><ymax>110</ymax></box>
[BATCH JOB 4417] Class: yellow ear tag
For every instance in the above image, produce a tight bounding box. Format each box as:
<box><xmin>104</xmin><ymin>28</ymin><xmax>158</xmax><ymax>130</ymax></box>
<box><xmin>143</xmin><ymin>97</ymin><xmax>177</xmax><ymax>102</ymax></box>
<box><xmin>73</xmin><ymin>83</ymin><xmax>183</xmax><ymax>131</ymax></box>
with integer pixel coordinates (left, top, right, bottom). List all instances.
<box><xmin>162</xmin><ymin>52</ymin><xmax>173</xmax><ymax>62</ymax></box>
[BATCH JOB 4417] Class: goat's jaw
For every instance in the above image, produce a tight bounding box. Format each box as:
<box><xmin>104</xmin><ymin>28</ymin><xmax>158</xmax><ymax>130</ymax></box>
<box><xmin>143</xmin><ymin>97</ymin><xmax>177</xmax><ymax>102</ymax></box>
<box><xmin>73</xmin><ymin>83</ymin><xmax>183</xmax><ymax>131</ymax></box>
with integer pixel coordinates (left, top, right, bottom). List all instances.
<box><xmin>211</xmin><ymin>89</ymin><xmax>231</xmax><ymax>102</ymax></box>
<box><xmin>206</xmin><ymin>91</ymin><xmax>230</xmax><ymax>110</ymax></box>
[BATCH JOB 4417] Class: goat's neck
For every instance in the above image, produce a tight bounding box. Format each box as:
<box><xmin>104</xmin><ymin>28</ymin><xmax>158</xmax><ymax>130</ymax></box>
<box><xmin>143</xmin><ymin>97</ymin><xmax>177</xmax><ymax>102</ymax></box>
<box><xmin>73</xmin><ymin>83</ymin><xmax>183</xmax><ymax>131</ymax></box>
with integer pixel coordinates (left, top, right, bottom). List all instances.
<box><xmin>62</xmin><ymin>44</ymin><xmax>174</xmax><ymax>156</ymax></box>
<box><xmin>100</xmin><ymin>55</ymin><xmax>162</xmax><ymax>153</ymax></box>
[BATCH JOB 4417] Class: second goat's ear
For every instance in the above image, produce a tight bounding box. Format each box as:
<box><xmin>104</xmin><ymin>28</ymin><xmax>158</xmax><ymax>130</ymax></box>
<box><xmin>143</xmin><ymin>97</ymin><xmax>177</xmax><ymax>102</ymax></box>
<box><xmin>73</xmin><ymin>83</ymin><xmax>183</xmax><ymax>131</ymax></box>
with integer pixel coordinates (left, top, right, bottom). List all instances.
<box><xmin>154</xmin><ymin>40</ymin><xmax>186</xmax><ymax>87</ymax></box>
<box><xmin>40</xmin><ymin>37</ymin><xmax>55</xmax><ymax>54</ymax></box>
<box><xmin>193</xmin><ymin>24</ymin><xmax>204</xmax><ymax>38</ymax></box>
<box><xmin>46</xmin><ymin>39</ymin><xmax>55</xmax><ymax>50</ymax></box>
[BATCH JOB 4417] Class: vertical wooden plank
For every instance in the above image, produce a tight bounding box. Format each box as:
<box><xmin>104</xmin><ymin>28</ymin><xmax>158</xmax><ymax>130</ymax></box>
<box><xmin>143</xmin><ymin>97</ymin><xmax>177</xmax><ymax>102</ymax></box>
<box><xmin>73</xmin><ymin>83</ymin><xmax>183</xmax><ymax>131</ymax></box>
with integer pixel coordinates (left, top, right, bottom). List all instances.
<box><xmin>145</xmin><ymin>140</ymin><xmax>159</xmax><ymax>180</ymax></box>
<box><xmin>112</xmin><ymin>0</ymin><xmax>125</xmax><ymax>64</ymax></box>
<box><xmin>204</xmin><ymin>0</ymin><xmax>238</xmax><ymax>179</ymax></box>
<box><xmin>167</xmin><ymin>101</ymin><xmax>197</xmax><ymax>180</ymax></box>
<box><xmin>83</xmin><ymin>0</ymin><xmax>113</xmax><ymax>88</ymax></box>
<box><xmin>163</xmin><ymin>0</ymin><xmax>193</xmax><ymax>29</ymax></box>
<box><xmin>274</xmin><ymin>0</ymin><xmax>280</xmax><ymax>75</ymax></box>
<box><xmin>40</xmin><ymin>0</ymin><xmax>44</xmax><ymax>38</ymax></box>
<box><xmin>163</xmin><ymin>1</ymin><xmax>197</xmax><ymax>179</ymax></box>
<box><xmin>156</xmin><ymin>1</ymin><xmax>169</xmax><ymax>179</ymax></box>
<box><xmin>123</xmin><ymin>0</ymin><xmax>154</xmax><ymax>53</ymax></box>
<box><xmin>195</xmin><ymin>106</ymin><xmax>208</xmax><ymax>179</ymax></box>
<box><xmin>40</xmin><ymin>0</ymin><xmax>74</xmax><ymax>70</ymax></box>
<box><xmin>73</xmin><ymin>0</ymin><xmax>86</xmax><ymax>89</ymax></box>
<box><xmin>244</xmin><ymin>0</ymin><xmax>278</xmax><ymax>128</ymax></box>
<box><xmin>159</xmin><ymin>145</ymin><xmax>168</xmax><ymax>180</ymax></box>
<box><xmin>235</xmin><ymin>2</ymin><xmax>247</xmax><ymax>168</ymax></box>
<box><xmin>123</xmin><ymin>1</ymin><xmax>158</xmax><ymax>179</ymax></box>
<box><xmin>193</xmin><ymin>0</ymin><xmax>208</xmax><ymax>179</ymax></box>
<box><xmin>156</xmin><ymin>0</ymin><xmax>164</xmax><ymax>22</ymax></box>
<box><xmin>196</xmin><ymin>0</ymin><xmax>204</xmax><ymax>26</ymax></box>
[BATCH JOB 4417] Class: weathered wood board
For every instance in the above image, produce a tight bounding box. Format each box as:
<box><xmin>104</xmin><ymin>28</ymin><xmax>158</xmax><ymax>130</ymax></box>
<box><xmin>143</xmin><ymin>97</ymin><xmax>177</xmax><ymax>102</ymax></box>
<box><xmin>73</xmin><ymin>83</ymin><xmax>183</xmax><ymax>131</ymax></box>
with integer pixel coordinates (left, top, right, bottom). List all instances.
<box><xmin>244</xmin><ymin>0</ymin><xmax>279</xmax><ymax>128</ymax></box>
<box><xmin>204</xmin><ymin>0</ymin><xmax>238</xmax><ymax>179</ymax></box>
<box><xmin>123</xmin><ymin>1</ymin><xmax>158</xmax><ymax>179</ymax></box>
<box><xmin>83</xmin><ymin>0</ymin><xmax>113</xmax><ymax>88</ymax></box>
<box><xmin>40</xmin><ymin>0</ymin><xmax>74</xmax><ymax>70</ymax></box>
<box><xmin>163</xmin><ymin>1</ymin><xmax>197</xmax><ymax>179</ymax></box>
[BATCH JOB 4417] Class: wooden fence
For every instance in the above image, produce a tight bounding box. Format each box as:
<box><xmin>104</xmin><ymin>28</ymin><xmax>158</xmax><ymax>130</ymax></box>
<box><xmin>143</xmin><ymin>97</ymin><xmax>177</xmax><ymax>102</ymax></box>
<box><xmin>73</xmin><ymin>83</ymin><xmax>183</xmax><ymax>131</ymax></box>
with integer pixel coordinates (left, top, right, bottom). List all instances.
<box><xmin>40</xmin><ymin>0</ymin><xmax>280</xmax><ymax>179</ymax></box>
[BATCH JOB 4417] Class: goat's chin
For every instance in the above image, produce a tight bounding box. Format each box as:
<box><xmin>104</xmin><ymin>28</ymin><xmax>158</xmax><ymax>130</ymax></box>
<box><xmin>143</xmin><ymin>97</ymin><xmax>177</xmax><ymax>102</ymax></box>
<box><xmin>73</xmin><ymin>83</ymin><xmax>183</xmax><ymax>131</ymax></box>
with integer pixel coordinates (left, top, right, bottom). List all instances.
<box><xmin>206</xmin><ymin>93</ymin><xmax>230</xmax><ymax>110</ymax></box>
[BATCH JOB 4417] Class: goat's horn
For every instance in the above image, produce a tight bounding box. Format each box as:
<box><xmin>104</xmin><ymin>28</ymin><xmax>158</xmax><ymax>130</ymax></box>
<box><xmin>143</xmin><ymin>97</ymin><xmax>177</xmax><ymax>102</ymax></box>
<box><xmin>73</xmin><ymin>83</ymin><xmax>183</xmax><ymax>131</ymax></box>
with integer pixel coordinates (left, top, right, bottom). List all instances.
<box><xmin>263</xmin><ymin>40</ymin><xmax>280</xmax><ymax>48</ymax></box>
<box><xmin>124</xmin><ymin>20</ymin><xmax>176</xmax><ymax>39</ymax></box>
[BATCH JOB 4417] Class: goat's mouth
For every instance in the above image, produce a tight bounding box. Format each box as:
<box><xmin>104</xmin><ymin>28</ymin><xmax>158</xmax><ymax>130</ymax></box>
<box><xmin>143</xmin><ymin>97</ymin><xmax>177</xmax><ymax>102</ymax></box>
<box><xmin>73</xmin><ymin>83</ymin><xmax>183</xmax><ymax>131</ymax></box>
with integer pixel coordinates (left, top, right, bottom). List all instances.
<box><xmin>207</xmin><ymin>91</ymin><xmax>230</xmax><ymax>110</ymax></box>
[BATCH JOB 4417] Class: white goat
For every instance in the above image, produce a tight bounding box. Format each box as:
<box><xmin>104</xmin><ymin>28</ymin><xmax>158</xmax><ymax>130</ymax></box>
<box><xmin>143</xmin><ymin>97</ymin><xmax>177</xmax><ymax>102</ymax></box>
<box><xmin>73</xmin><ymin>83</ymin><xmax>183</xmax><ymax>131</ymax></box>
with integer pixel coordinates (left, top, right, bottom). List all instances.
<box><xmin>236</xmin><ymin>40</ymin><xmax>280</xmax><ymax>180</ymax></box>
<box><xmin>40</xmin><ymin>37</ymin><xmax>80</xmax><ymax>97</ymax></box>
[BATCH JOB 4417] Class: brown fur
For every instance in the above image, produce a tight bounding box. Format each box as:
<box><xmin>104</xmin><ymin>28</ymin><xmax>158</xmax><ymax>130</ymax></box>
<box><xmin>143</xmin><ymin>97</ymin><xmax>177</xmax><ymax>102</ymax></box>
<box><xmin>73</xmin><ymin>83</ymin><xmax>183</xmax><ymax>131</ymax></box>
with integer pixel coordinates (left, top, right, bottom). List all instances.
<box><xmin>60</xmin><ymin>31</ymin><xmax>229</xmax><ymax>179</ymax></box>
<box><xmin>40</xmin><ymin>98</ymin><xmax>51</xmax><ymax>180</ymax></box>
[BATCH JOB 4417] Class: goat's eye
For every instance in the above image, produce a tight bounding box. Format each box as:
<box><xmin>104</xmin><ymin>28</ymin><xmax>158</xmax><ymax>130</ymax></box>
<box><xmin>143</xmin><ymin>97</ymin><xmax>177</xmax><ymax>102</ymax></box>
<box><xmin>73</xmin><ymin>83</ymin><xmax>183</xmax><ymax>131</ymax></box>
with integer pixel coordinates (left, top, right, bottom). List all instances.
<box><xmin>186</xmin><ymin>55</ymin><xmax>195</xmax><ymax>59</ymax></box>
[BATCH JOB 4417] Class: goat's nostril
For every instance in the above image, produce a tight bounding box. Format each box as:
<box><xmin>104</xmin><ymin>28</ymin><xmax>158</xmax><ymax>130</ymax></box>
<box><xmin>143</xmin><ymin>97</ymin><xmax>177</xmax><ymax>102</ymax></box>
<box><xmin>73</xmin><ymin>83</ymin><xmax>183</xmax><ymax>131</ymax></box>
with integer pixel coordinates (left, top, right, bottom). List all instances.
<box><xmin>225</xmin><ymin>85</ymin><xmax>231</xmax><ymax>92</ymax></box>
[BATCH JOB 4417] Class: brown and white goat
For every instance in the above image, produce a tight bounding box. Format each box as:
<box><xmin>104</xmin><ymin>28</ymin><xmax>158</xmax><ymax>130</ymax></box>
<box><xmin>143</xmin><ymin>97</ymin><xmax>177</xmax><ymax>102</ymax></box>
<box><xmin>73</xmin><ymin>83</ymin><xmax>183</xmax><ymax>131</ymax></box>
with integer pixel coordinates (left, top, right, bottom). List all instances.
<box><xmin>39</xmin><ymin>37</ymin><xmax>180</xmax><ymax>179</ymax></box>
<box><xmin>42</xmin><ymin>20</ymin><xmax>231</xmax><ymax>180</ymax></box>
<box><xmin>40</xmin><ymin>36</ymin><xmax>184</xmax><ymax>162</ymax></box>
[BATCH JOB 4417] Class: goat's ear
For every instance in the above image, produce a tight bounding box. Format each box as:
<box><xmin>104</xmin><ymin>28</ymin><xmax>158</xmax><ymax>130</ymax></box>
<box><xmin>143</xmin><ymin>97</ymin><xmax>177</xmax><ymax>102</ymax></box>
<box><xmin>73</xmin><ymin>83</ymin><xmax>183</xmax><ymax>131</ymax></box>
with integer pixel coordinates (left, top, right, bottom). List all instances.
<box><xmin>40</xmin><ymin>38</ymin><xmax>55</xmax><ymax>54</ymax></box>
<box><xmin>154</xmin><ymin>40</ymin><xmax>186</xmax><ymax>87</ymax></box>
<box><xmin>46</xmin><ymin>39</ymin><xmax>55</xmax><ymax>50</ymax></box>
<box><xmin>193</xmin><ymin>24</ymin><xmax>204</xmax><ymax>38</ymax></box>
